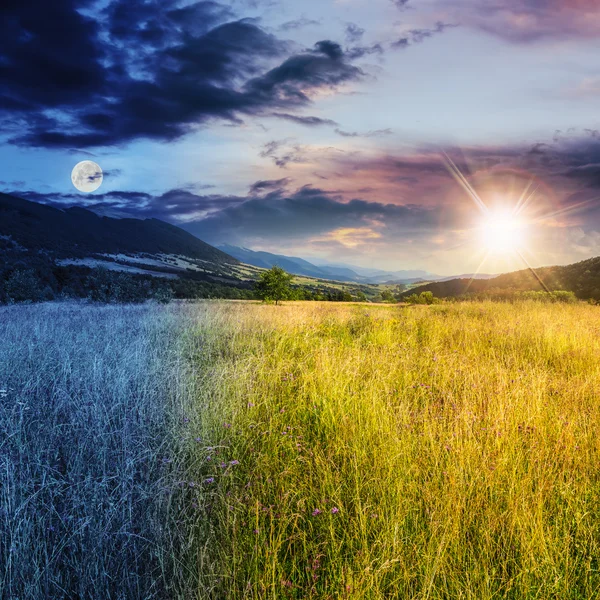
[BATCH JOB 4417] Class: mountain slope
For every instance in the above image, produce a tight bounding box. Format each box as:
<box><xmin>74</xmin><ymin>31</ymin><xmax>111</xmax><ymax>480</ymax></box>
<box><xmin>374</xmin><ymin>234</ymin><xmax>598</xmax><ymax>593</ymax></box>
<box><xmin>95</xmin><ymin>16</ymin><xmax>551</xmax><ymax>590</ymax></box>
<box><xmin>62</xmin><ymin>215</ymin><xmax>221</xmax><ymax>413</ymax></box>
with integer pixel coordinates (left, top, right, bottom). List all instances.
<box><xmin>218</xmin><ymin>244</ymin><xmax>360</xmax><ymax>281</ymax></box>
<box><xmin>399</xmin><ymin>257</ymin><xmax>600</xmax><ymax>300</ymax></box>
<box><xmin>0</xmin><ymin>193</ymin><xmax>238</xmax><ymax>263</ymax></box>
<box><xmin>218</xmin><ymin>244</ymin><xmax>441</xmax><ymax>283</ymax></box>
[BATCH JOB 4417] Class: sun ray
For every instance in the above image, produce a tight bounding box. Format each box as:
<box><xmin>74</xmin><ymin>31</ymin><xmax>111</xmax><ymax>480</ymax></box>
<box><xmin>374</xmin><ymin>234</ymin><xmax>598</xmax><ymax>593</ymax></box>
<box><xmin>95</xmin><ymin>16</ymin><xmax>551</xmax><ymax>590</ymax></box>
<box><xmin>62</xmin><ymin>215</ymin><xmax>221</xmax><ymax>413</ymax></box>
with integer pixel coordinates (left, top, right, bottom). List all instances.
<box><xmin>531</xmin><ymin>196</ymin><xmax>599</xmax><ymax>224</ymax></box>
<box><xmin>513</xmin><ymin>180</ymin><xmax>538</xmax><ymax>217</ymax></box>
<box><xmin>462</xmin><ymin>251</ymin><xmax>490</xmax><ymax>295</ymax></box>
<box><xmin>516</xmin><ymin>250</ymin><xmax>550</xmax><ymax>292</ymax></box>
<box><xmin>442</xmin><ymin>151</ymin><xmax>489</xmax><ymax>214</ymax></box>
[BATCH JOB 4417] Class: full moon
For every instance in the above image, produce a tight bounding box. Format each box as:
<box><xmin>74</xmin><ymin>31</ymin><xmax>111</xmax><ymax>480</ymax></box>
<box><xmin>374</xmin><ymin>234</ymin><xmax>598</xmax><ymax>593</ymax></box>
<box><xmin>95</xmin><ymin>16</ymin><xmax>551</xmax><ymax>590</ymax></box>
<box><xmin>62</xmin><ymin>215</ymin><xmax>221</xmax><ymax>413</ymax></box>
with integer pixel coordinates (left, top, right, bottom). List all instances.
<box><xmin>71</xmin><ymin>160</ymin><xmax>103</xmax><ymax>193</ymax></box>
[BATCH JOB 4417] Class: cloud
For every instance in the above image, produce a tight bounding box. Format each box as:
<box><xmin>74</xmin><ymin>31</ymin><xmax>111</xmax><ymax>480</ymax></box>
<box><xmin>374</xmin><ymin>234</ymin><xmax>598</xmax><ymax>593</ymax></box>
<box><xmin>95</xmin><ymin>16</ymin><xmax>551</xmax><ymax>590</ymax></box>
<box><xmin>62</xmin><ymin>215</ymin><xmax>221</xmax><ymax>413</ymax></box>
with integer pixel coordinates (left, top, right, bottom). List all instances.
<box><xmin>259</xmin><ymin>139</ymin><xmax>308</xmax><ymax>168</ymax></box>
<box><xmin>345</xmin><ymin>23</ymin><xmax>365</xmax><ymax>43</ymax></box>
<box><xmin>278</xmin><ymin>17</ymin><xmax>320</xmax><ymax>31</ymax></box>
<box><xmin>248</xmin><ymin>178</ymin><xmax>292</xmax><ymax>195</ymax></box>
<box><xmin>8</xmin><ymin>130</ymin><xmax>600</xmax><ymax>269</ymax></box>
<box><xmin>434</xmin><ymin>0</ymin><xmax>600</xmax><ymax>43</ymax></box>
<box><xmin>567</xmin><ymin>77</ymin><xmax>600</xmax><ymax>98</ymax></box>
<box><xmin>2</xmin><ymin>1</ymin><xmax>366</xmax><ymax>149</ymax></box>
<box><xmin>392</xmin><ymin>22</ymin><xmax>456</xmax><ymax>49</ymax></box>
<box><xmin>335</xmin><ymin>128</ymin><xmax>393</xmax><ymax>138</ymax></box>
<box><xmin>12</xmin><ymin>188</ymin><xmax>246</xmax><ymax>222</ymax></box>
<box><xmin>271</xmin><ymin>113</ymin><xmax>339</xmax><ymax>127</ymax></box>
<box><xmin>182</xmin><ymin>185</ymin><xmax>446</xmax><ymax>247</ymax></box>
<box><xmin>345</xmin><ymin>44</ymin><xmax>385</xmax><ymax>59</ymax></box>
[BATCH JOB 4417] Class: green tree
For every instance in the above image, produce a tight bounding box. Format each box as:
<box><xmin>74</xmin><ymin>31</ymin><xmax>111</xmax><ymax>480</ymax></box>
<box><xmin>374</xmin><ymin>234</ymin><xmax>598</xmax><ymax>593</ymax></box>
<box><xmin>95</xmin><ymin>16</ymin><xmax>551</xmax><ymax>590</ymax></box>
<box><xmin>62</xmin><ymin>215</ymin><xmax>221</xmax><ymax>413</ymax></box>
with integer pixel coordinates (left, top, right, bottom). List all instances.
<box><xmin>420</xmin><ymin>291</ymin><xmax>435</xmax><ymax>305</ymax></box>
<box><xmin>5</xmin><ymin>269</ymin><xmax>43</xmax><ymax>303</ymax></box>
<box><xmin>255</xmin><ymin>266</ymin><xmax>293</xmax><ymax>305</ymax></box>
<box><xmin>380</xmin><ymin>289</ymin><xmax>396</xmax><ymax>303</ymax></box>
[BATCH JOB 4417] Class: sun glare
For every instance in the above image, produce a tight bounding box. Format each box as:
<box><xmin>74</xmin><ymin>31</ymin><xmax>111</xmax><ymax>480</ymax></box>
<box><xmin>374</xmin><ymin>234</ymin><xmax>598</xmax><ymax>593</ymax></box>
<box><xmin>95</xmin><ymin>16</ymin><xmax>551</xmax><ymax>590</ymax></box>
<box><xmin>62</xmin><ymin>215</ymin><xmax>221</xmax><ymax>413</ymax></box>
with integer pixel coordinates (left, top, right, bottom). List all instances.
<box><xmin>479</xmin><ymin>211</ymin><xmax>526</xmax><ymax>254</ymax></box>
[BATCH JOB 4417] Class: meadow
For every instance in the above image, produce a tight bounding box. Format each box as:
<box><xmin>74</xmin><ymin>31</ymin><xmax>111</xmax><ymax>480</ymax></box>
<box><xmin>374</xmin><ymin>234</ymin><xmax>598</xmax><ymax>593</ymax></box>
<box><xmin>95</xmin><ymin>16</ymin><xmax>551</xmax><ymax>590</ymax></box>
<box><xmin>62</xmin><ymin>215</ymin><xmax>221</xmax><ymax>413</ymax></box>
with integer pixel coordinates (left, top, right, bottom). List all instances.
<box><xmin>2</xmin><ymin>300</ymin><xmax>600</xmax><ymax>599</ymax></box>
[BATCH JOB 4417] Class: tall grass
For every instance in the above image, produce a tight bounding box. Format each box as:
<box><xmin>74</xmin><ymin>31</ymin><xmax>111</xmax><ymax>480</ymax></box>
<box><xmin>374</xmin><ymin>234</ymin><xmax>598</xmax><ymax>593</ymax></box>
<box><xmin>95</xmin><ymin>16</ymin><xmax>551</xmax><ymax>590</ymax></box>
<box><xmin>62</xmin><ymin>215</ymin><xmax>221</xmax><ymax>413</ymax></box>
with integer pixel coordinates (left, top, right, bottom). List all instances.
<box><xmin>0</xmin><ymin>301</ymin><xmax>211</xmax><ymax>599</ymax></box>
<box><xmin>4</xmin><ymin>300</ymin><xmax>600</xmax><ymax>599</ymax></box>
<box><xmin>186</xmin><ymin>301</ymin><xmax>600</xmax><ymax>599</ymax></box>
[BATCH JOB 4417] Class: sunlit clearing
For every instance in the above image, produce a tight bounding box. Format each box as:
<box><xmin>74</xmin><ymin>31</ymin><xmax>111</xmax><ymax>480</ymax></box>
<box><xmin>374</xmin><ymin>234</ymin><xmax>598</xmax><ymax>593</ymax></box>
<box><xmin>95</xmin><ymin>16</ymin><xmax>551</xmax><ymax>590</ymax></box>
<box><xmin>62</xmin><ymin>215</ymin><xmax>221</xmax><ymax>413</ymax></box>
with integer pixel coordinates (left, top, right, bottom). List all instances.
<box><xmin>479</xmin><ymin>211</ymin><xmax>526</xmax><ymax>254</ymax></box>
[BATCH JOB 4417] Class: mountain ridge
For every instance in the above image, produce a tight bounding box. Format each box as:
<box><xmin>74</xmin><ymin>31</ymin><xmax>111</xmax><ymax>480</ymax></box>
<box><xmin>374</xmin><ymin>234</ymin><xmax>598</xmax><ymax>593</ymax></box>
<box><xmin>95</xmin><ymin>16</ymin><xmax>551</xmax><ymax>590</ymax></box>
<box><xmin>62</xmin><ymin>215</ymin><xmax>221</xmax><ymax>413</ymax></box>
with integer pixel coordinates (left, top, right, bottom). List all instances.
<box><xmin>399</xmin><ymin>257</ymin><xmax>600</xmax><ymax>301</ymax></box>
<box><xmin>218</xmin><ymin>244</ymin><xmax>444</xmax><ymax>283</ymax></box>
<box><xmin>0</xmin><ymin>192</ymin><xmax>238</xmax><ymax>264</ymax></box>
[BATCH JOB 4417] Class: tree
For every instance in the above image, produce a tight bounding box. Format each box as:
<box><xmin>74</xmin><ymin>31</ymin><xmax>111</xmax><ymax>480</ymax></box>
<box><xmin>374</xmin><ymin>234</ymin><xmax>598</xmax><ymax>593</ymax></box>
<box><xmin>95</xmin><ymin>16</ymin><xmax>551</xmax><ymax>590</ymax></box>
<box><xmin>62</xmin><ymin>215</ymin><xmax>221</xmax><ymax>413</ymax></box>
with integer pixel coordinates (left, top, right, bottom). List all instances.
<box><xmin>5</xmin><ymin>269</ymin><xmax>44</xmax><ymax>303</ymax></box>
<box><xmin>380</xmin><ymin>289</ymin><xmax>396</xmax><ymax>303</ymax></box>
<box><xmin>255</xmin><ymin>266</ymin><xmax>293</xmax><ymax>305</ymax></box>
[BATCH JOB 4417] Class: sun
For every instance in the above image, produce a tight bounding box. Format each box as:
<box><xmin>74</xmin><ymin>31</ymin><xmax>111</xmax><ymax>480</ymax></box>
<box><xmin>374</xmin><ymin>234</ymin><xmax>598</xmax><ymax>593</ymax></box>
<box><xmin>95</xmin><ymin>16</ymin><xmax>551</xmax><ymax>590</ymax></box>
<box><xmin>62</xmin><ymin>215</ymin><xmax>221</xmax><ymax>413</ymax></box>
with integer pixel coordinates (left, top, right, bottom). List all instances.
<box><xmin>479</xmin><ymin>210</ymin><xmax>526</xmax><ymax>254</ymax></box>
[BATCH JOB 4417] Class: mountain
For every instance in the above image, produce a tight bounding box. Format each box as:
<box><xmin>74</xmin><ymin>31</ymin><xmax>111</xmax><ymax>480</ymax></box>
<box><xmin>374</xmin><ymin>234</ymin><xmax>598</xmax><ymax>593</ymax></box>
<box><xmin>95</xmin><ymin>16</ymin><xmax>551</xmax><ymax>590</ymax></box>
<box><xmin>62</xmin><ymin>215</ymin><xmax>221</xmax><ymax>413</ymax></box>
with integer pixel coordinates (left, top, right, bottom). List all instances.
<box><xmin>433</xmin><ymin>273</ymin><xmax>497</xmax><ymax>282</ymax></box>
<box><xmin>218</xmin><ymin>245</ymin><xmax>361</xmax><ymax>281</ymax></box>
<box><xmin>398</xmin><ymin>257</ymin><xmax>600</xmax><ymax>301</ymax></box>
<box><xmin>306</xmin><ymin>258</ymin><xmax>437</xmax><ymax>282</ymax></box>
<box><xmin>0</xmin><ymin>193</ymin><xmax>237</xmax><ymax>264</ymax></box>
<box><xmin>218</xmin><ymin>245</ymin><xmax>440</xmax><ymax>283</ymax></box>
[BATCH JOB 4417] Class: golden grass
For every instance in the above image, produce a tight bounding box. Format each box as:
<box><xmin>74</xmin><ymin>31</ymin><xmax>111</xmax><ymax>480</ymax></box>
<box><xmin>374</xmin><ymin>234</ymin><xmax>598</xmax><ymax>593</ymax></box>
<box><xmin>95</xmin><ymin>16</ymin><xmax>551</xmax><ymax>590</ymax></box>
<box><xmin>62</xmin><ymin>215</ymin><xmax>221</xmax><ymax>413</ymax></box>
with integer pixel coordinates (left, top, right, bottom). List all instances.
<box><xmin>185</xmin><ymin>301</ymin><xmax>600</xmax><ymax>599</ymax></box>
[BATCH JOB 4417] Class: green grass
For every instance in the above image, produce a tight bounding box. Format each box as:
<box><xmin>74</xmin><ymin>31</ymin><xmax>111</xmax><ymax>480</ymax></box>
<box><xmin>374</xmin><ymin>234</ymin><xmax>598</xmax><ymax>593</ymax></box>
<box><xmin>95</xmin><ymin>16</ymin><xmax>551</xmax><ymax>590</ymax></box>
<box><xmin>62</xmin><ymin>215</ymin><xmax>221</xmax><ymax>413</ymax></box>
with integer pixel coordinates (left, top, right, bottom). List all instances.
<box><xmin>3</xmin><ymin>300</ymin><xmax>600</xmax><ymax>599</ymax></box>
<box><xmin>184</xmin><ymin>301</ymin><xmax>600</xmax><ymax>599</ymax></box>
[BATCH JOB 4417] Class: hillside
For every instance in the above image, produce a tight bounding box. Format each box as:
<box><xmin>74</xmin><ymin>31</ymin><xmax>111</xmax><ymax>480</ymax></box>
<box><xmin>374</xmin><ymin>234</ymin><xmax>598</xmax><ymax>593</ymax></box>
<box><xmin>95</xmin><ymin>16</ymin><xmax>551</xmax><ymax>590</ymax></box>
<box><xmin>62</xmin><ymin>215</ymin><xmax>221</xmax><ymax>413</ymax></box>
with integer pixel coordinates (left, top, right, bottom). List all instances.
<box><xmin>218</xmin><ymin>244</ymin><xmax>439</xmax><ymax>283</ymax></box>
<box><xmin>218</xmin><ymin>244</ymin><xmax>344</xmax><ymax>280</ymax></box>
<box><xmin>0</xmin><ymin>193</ymin><xmax>238</xmax><ymax>264</ymax></box>
<box><xmin>400</xmin><ymin>257</ymin><xmax>600</xmax><ymax>301</ymax></box>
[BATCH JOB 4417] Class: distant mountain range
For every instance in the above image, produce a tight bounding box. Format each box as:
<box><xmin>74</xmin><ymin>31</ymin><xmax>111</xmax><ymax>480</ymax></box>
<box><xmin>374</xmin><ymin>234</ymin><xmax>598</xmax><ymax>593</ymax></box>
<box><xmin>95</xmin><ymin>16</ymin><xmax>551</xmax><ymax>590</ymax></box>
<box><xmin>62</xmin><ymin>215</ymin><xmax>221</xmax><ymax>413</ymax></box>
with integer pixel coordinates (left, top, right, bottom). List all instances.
<box><xmin>218</xmin><ymin>244</ymin><xmax>442</xmax><ymax>283</ymax></box>
<box><xmin>5</xmin><ymin>192</ymin><xmax>598</xmax><ymax>303</ymax></box>
<box><xmin>218</xmin><ymin>245</ymin><xmax>497</xmax><ymax>284</ymax></box>
<box><xmin>0</xmin><ymin>193</ymin><xmax>237</xmax><ymax>264</ymax></box>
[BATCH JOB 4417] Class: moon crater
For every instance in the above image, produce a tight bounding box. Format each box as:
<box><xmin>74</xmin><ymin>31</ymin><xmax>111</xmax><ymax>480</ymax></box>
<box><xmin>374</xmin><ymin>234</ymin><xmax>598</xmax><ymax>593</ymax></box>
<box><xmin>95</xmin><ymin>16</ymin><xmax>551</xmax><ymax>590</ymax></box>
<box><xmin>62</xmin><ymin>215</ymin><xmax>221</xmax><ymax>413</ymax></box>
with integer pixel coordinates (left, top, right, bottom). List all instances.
<box><xmin>71</xmin><ymin>161</ymin><xmax>103</xmax><ymax>193</ymax></box>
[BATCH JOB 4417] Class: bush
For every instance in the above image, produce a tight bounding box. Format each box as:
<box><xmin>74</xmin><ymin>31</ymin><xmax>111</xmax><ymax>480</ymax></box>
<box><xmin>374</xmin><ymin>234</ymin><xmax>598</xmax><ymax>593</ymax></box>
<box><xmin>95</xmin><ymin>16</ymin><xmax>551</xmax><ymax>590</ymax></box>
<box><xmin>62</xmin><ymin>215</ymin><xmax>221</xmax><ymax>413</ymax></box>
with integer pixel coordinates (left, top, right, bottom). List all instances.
<box><xmin>405</xmin><ymin>291</ymin><xmax>439</xmax><ymax>305</ymax></box>
<box><xmin>5</xmin><ymin>269</ymin><xmax>45</xmax><ymax>303</ymax></box>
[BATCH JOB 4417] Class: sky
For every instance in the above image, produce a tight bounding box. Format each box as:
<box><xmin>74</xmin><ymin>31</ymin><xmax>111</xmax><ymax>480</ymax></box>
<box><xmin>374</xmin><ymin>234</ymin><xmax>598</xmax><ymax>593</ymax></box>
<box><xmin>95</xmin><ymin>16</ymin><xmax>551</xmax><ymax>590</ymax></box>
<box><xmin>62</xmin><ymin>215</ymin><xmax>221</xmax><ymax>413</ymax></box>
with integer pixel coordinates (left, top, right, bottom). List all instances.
<box><xmin>2</xmin><ymin>0</ymin><xmax>600</xmax><ymax>275</ymax></box>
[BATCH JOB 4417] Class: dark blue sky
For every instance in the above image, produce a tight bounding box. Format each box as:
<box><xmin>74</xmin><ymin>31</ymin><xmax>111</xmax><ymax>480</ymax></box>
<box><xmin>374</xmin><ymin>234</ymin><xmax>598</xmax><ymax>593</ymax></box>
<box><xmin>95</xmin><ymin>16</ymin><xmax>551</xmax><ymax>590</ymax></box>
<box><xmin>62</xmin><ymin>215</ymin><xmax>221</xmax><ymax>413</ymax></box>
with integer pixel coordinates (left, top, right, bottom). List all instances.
<box><xmin>2</xmin><ymin>0</ymin><xmax>600</xmax><ymax>274</ymax></box>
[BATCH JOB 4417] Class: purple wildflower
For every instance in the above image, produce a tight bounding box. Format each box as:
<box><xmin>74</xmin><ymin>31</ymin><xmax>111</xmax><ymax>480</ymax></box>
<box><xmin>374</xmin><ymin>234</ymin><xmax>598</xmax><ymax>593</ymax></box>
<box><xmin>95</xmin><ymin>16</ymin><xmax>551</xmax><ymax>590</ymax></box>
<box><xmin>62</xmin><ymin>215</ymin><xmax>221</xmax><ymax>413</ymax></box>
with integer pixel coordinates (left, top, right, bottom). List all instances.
<box><xmin>312</xmin><ymin>509</ymin><xmax>322</xmax><ymax>516</ymax></box>
<box><xmin>331</xmin><ymin>507</ymin><xmax>339</xmax><ymax>514</ymax></box>
<box><xmin>203</xmin><ymin>477</ymin><xmax>215</xmax><ymax>484</ymax></box>
<box><xmin>230</xmin><ymin>460</ymin><xmax>239</xmax><ymax>466</ymax></box>
<box><xmin>224</xmin><ymin>423</ymin><xmax>232</xmax><ymax>428</ymax></box>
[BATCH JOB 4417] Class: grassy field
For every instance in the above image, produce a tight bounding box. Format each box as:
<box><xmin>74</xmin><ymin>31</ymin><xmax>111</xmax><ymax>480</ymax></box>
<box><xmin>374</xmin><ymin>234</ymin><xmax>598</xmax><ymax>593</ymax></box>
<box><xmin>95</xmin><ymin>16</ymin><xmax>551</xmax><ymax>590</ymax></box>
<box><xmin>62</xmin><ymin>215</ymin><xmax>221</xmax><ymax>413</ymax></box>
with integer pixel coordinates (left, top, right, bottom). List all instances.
<box><xmin>188</xmin><ymin>301</ymin><xmax>600</xmax><ymax>599</ymax></box>
<box><xmin>0</xmin><ymin>302</ymin><xmax>208</xmax><ymax>599</ymax></box>
<box><xmin>2</xmin><ymin>300</ymin><xmax>600</xmax><ymax>599</ymax></box>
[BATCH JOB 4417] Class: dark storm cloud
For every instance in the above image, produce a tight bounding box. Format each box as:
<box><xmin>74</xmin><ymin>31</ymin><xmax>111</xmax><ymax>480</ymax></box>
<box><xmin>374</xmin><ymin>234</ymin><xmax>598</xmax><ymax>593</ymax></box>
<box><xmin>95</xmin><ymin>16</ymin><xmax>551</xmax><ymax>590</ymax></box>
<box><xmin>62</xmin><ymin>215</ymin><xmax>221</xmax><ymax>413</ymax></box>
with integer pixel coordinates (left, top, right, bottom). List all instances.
<box><xmin>182</xmin><ymin>185</ymin><xmax>444</xmax><ymax>245</ymax></box>
<box><xmin>12</xmin><ymin>188</ymin><xmax>246</xmax><ymax>221</ymax></box>
<box><xmin>0</xmin><ymin>0</ymin><xmax>105</xmax><ymax>110</ymax></box>
<box><xmin>2</xmin><ymin>1</ymin><xmax>365</xmax><ymax>149</ymax></box>
<box><xmin>243</xmin><ymin>41</ymin><xmax>363</xmax><ymax>108</ymax></box>
<box><xmin>8</xmin><ymin>131</ymin><xmax>600</xmax><ymax>250</ymax></box>
<box><xmin>271</xmin><ymin>113</ymin><xmax>339</xmax><ymax>127</ymax></box>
